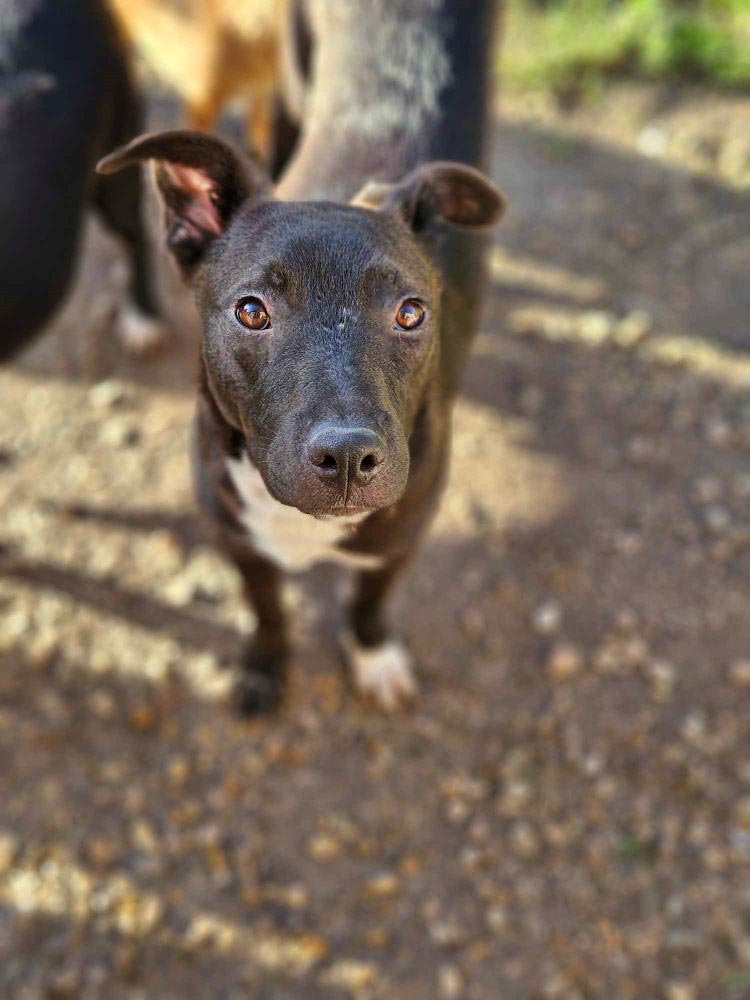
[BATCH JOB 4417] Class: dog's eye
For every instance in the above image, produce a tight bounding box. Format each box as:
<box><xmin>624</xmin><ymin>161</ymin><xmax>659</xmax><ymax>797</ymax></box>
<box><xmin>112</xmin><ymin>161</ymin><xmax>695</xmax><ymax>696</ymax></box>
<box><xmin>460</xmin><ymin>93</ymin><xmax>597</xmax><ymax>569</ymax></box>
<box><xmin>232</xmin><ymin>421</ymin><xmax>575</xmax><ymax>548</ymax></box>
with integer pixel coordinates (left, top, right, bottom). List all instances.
<box><xmin>395</xmin><ymin>299</ymin><xmax>425</xmax><ymax>331</ymax></box>
<box><xmin>235</xmin><ymin>297</ymin><xmax>271</xmax><ymax>331</ymax></box>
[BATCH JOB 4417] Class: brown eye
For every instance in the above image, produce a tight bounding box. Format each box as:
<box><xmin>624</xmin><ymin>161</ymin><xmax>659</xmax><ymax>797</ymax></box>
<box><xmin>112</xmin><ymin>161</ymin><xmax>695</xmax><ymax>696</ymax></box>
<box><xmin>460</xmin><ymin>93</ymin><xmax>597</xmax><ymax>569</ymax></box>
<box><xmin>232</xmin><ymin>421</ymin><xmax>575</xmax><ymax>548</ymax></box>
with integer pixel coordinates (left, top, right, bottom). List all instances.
<box><xmin>235</xmin><ymin>297</ymin><xmax>271</xmax><ymax>331</ymax></box>
<box><xmin>395</xmin><ymin>299</ymin><xmax>425</xmax><ymax>331</ymax></box>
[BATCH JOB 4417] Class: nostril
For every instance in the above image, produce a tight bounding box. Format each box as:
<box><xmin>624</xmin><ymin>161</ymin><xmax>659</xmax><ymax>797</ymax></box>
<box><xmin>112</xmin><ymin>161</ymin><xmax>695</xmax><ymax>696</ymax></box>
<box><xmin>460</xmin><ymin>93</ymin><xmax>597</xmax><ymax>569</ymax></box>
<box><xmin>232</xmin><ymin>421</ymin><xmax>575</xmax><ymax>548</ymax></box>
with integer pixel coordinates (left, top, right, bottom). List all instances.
<box><xmin>309</xmin><ymin>449</ymin><xmax>339</xmax><ymax>476</ymax></box>
<box><xmin>359</xmin><ymin>453</ymin><xmax>379</xmax><ymax>474</ymax></box>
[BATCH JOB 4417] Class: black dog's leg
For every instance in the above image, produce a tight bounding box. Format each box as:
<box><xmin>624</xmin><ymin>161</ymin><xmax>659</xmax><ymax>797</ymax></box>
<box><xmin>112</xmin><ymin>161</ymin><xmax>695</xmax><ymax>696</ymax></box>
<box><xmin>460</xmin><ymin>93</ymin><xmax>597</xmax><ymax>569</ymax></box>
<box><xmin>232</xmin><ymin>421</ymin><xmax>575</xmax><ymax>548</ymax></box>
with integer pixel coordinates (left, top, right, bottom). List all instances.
<box><xmin>233</xmin><ymin>549</ymin><xmax>289</xmax><ymax>715</ymax></box>
<box><xmin>92</xmin><ymin>165</ymin><xmax>167</xmax><ymax>356</ymax></box>
<box><xmin>344</xmin><ymin>559</ymin><xmax>417</xmax><ymax>710</ymax></box>
<box><xmin>92</xmin><ymin>50</ymin><xmax>166</xmax><ymax>357</ymax></box>
<box><xmin>92</xmin><ymin>165</ymin><xmax>157</xmax><ymax>318</ymax></box>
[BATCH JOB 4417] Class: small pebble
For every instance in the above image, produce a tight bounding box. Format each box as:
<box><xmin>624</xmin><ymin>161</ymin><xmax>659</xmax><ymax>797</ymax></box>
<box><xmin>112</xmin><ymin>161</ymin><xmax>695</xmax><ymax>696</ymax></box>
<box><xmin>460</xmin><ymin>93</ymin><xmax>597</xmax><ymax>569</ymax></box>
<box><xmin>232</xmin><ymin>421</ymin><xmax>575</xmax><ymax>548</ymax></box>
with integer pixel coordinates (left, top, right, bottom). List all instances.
<box><xmin>485</xmin><ymin>904</ymin><xmax>509</xmax><ymax>933</ymax></box>
<box><xmin>730</xmin><ymin>660</ymin><xmax>750</xmax><ymax>686</ymax></box>
<box><xmin>547</xmin><ymin>643</ymin><xmax>584</xmax><ymax>681</ymax></box>
<box><xmin>498</xmin><ymin>780</ymin><xmax>533</xmax><ymax>817</ymax></box>
<box><xmin>704</xmin><ymin>416</ymin><xmax>731</xmax><ymax>447</ymax></box>
<box><xmin>444</xmin><ymin>799</ymin><xmax>471</xmax><ymax>825</ymax></box>
<box><xmin>321</xmin><ymin>960</ymin><xmax>378</xmax><ymax>991</ymax></box>
<box><xmin>438</xmin><ymin>964</ymin><xmax>464</xmax><ymax>999</ymax></box>
<box><xmin>532</xmin><ymin>600</ymin><xmax>563</xmax><ymax>635</ymax></box>
<box><xmin>694</xmin><ymin>476</ymin><xmax>722</xmax><ymax>504</ymax></box>
<box><xmin>647</xmin><ymin>659</ymin><xmax>676</xmax><ymax>700</ymax></box>
<box><xmin>429</xmin><ymin>920</ymin><xmax>467</xmax><ymax>949</ymax></box>
<box><xmin>509</xmin><ymin>821</ymin><xmax>541</xmax><ymax>859</ymax></box>
<box><xmin>308</xmin><ymin>834</ymin><xmax>342</xmax><ymax>861</ymax></box>
<box><xmin>705</xmin><ymin>505</ymin><xmax>731</xmax><ymax>533</ymax></box>
<box><xmin>363</xmin><ymin>871</ymin><xmax>400</xmax><ymax>899</ymax></box>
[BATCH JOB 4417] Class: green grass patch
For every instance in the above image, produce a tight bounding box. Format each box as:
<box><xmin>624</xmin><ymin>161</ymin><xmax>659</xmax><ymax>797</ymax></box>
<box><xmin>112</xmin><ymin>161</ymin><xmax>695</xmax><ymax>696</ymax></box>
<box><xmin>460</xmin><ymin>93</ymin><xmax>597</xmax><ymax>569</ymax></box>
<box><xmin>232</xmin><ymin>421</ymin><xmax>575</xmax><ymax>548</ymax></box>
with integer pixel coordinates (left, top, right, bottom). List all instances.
<box><xmin>723</xmin><ymin>971</ymin><xmax>750</xmax><ymax>995</ymax></box>
<box><xmin>502</xmin><ymin>0</ymin><xmax>750</xmax><ymax>98</ymax></box>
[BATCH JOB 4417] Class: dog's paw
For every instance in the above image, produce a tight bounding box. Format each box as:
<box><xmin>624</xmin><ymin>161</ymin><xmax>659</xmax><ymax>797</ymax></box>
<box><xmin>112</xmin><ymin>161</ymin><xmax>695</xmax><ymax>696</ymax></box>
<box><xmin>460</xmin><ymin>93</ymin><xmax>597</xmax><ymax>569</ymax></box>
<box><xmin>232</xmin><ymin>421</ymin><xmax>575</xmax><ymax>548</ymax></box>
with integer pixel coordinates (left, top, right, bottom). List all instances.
<box><xmin>234</xmin><ymin>671</ymin><xmax>284</xmax><ymax>715</ymax></box>
<box><xmin>234</xmin><ymin>644</ymin><xmax>287</xmax><ymax>716</ymax></box>
<box><xmin>116</xmin><ymin>304</ymin><xmax>169</xmax><ymax>358</ymax></box>
<box><xmin>341</xmin><ymin>632</ymin><xmax>418</xmax><ymax>711</ymax></box>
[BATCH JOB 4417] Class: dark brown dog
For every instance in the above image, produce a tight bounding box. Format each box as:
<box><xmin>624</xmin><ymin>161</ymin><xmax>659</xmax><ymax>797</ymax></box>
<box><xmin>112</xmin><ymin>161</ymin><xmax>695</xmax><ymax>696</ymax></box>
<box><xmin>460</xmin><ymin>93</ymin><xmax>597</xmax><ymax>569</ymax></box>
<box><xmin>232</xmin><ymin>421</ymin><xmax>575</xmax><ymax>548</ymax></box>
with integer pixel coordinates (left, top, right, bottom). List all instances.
<box><xmin>0</xmin><ymin>0</ymin><xmax>164</xmax><ymax>360</ymax></box>
<box><xmin>99</xmin><ymin>0</ymin><xmax>503</xmax><ymax>712</ymax></box>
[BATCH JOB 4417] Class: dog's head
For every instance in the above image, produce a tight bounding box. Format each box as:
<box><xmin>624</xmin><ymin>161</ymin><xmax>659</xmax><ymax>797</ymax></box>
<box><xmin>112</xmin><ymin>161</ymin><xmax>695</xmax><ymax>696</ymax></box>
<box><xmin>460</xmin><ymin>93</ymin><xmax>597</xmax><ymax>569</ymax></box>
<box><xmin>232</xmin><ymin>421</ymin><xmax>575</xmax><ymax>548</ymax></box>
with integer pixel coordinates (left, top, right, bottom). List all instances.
<box><xmin>98</xmin><ymin>131</ymin><xmax>505</xmax><ymax>516</ymax></box>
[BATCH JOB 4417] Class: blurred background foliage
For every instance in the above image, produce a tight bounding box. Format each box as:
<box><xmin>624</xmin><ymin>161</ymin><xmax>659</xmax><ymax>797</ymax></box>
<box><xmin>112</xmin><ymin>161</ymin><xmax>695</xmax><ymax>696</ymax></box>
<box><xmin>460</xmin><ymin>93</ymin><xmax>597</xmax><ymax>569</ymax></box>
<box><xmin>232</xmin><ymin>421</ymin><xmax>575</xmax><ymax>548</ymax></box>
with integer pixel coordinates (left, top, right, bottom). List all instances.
<box><xmin>503</xmin><ymin>0</ymin><xmax>750</xmax><ymax>99</ymax></box>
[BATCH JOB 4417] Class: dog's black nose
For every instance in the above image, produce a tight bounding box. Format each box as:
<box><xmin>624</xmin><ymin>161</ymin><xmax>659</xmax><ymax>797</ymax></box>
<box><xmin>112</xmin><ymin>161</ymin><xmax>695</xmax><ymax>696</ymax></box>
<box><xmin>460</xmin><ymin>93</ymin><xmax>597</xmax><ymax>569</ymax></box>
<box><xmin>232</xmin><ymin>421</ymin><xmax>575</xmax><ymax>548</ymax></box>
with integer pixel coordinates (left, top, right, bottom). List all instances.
<box><xmin>307</xmin><ymin>426</ymin><xmax>385</xmax><ymax>486</ymax></box>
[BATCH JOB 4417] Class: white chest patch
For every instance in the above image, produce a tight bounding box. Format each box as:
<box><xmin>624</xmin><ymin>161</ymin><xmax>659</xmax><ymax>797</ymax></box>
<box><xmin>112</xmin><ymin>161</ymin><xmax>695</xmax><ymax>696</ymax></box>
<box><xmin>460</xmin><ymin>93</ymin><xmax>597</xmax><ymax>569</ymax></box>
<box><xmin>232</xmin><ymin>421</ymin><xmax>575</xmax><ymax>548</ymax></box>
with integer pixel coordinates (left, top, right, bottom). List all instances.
<box><xmin>226</xmin><ymin>454</ymin><xmax>383</xmax><ymax>573</ymax></box>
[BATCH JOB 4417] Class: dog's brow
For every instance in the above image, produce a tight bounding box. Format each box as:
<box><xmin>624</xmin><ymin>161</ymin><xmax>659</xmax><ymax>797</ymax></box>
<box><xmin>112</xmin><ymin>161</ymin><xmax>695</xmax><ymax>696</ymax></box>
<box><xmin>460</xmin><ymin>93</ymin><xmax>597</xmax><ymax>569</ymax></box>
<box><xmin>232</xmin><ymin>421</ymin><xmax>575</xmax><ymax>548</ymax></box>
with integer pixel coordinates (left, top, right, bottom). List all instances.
<box><xmin>361</xmin><ymin>261</ymin><xmax>410</xmax><ymax>292</ymax></box>
<box><xmin>259</xmin><ymin>263</ymin><xmax>288</xmax><ymax>292</ymax></box>
<box><xmin>226</xmin><ymin>263</ymin><xmax>288</xmax><ymax>300</ymax></box>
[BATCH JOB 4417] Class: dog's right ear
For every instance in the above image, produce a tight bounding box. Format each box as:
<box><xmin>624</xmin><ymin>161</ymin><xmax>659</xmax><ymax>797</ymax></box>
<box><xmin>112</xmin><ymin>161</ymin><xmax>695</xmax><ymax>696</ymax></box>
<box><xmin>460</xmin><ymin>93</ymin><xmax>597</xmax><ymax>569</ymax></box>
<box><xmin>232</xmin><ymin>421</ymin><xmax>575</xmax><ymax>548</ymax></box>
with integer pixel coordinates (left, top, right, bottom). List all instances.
<box><xmin>353</xmin><ymin>162</ymin><xmax>506</xmax><ymax>233</ymax></box>
<box><xmin>97</xmin><ymin>130</ymin><xmax>269</xmax><ymax>275</ymax></box>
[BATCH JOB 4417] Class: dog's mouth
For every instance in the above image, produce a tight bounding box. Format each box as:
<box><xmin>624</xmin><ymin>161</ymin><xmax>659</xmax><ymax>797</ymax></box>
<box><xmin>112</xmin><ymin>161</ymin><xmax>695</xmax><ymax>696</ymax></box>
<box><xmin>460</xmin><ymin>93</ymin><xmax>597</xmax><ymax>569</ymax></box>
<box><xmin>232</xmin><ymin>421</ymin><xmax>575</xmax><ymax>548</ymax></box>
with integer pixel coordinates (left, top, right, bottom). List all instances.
<box><xmin>307</xmin><ymin>505</ymin><xmax>375</xmax><ymax>521</ymax></box>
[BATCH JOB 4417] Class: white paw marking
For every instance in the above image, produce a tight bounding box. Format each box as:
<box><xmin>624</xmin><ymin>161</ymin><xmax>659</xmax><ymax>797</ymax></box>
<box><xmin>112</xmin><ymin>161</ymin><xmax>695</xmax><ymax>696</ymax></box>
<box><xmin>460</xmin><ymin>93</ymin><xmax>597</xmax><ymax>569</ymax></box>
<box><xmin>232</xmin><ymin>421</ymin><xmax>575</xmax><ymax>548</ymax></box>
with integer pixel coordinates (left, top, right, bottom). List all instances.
<box><xmin>226</xmin><ymin>453</ymin><xmax>382</xmax><ymax>573</ymax></box>
<box><xmin>341</xmin><ymin>632</ymin><xmax>417</xmax><ymax>711</ymax></box>
<box><xmin>117</xmin><ymin>305</ymin><xmax>168</xmax><ymax>357</ymax></box>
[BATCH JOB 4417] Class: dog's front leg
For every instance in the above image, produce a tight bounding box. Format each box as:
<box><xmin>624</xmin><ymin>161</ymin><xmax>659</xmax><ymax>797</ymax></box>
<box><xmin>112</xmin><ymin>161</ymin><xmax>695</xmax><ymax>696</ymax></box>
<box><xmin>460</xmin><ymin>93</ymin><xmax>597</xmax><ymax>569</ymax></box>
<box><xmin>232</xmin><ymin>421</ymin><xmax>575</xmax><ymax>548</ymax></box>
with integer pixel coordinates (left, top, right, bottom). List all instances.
<box><xmin>232</xmin><ymin>546</ymin><xmax>289</xmax><ymax>715</ymax></box>
<box><xmin>343</xmin><ymin>559</ymin><xmax>417</xmax><ymax>711</ymax></box>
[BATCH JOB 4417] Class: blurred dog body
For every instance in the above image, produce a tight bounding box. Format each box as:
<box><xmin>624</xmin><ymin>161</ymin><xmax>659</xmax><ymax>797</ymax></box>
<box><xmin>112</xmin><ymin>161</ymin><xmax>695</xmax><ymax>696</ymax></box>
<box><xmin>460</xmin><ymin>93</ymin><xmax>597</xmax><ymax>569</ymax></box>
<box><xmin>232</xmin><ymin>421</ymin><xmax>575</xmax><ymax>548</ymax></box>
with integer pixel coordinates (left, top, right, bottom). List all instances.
<box><xmin>0</xmin><ymin>0</ymin><xmax>164</xmax><ymax>359</ymax></box>
<box><xmin>106</xmin><ymin>0</ymin><xmax>288</xmax><ymax>156</ymax></box>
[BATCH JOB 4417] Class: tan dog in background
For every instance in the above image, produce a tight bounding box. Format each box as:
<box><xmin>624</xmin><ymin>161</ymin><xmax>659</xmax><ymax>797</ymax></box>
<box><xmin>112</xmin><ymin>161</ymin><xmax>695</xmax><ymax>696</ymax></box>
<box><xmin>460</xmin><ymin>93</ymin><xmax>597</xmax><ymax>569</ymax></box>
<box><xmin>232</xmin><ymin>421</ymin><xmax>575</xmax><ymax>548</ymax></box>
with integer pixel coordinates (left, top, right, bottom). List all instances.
<box><xmin>107</xmin><ymin>0</ymin><xmax>288</xmax><ymax>158</ymax></box>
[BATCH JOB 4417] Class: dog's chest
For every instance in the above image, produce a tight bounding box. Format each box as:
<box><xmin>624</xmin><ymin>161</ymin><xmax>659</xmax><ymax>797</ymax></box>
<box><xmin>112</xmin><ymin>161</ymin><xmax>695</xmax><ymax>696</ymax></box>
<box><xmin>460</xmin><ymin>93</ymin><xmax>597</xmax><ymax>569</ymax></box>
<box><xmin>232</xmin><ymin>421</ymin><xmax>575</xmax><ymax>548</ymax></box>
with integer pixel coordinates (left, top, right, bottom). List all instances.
<box><xmin>225</xmin><ymin>454</ymin><xmax>381</xmax><ymax>573</ymax></box>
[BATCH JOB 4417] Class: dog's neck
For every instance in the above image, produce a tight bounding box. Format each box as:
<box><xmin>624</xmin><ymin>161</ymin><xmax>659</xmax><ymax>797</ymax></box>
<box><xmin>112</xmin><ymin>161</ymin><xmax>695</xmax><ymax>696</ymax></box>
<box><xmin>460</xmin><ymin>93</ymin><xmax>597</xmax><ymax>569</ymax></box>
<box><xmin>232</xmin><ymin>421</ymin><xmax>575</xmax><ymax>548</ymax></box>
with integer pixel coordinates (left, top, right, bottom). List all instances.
<box><xmin>277</xmin><ymin>0</ymin><xmax>498</xmax><ymax>203</ymax></box>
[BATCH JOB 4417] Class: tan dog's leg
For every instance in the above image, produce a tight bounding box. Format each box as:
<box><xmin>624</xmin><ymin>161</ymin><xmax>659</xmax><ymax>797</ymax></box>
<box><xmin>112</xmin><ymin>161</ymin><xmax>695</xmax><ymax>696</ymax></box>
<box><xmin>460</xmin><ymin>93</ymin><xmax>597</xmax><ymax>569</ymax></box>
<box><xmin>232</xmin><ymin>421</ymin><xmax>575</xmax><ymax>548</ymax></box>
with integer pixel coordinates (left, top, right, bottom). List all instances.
<box><xmin>186</xmin><ymin>98</ymin><xmax>221</xmax><ymax>133</ymax></box>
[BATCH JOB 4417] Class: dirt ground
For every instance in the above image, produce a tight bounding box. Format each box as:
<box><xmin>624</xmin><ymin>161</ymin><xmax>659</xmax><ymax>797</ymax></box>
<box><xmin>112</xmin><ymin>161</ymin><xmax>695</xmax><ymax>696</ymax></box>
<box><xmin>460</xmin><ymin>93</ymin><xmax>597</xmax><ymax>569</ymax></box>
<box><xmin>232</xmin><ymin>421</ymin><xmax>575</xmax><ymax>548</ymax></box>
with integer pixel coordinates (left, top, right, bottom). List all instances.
<box><xmin>1</xmin><ymin>81</ymin><xmax>750</xmax><ymax>999</ymax></box>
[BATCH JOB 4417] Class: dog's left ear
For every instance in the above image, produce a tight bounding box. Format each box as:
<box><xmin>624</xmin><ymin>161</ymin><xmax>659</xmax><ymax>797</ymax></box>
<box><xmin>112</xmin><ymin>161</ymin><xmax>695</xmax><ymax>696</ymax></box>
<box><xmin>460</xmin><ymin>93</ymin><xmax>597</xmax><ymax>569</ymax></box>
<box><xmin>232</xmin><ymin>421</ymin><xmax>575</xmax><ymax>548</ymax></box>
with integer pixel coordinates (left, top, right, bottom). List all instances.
<box><xmin>353</xmin><ymin>161</ymin><xmax>506</xmax><ymax>231</ymax></box>
<box><xmin>97</xmin><ymin>130</ymin><xmax>269</xmax><ymax>275</ymax></box>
